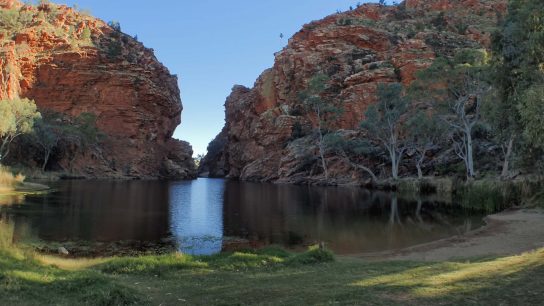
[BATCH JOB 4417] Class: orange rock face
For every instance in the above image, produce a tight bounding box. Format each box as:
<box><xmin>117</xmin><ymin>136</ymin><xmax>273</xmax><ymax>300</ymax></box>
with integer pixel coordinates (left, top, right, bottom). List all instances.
<box><xmin>0</xmin><ymin>0</ymin><xmax>21</xmax><ymax>9</ymax></box>
<box><xmin>203</xmin><ymin>0</ymin><xmax>506</xmax><ymax>182</ymax></box>
<box><xmin>1</xmin><ymin>1</ymin><xmax>195</xmax><ymax>178</ymax></box>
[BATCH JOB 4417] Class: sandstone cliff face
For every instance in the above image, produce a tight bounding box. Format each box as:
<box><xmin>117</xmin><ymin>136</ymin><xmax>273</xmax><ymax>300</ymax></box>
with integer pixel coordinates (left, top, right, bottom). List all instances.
<box><xmin>202</xmin><ymin>0</ymin><xmax>505</xmax><ymax>183</ymax></box>
<box><xmin>0</xmin><ymin>0</ymin><xmax>196</xmax><ymax>179</ymax></box>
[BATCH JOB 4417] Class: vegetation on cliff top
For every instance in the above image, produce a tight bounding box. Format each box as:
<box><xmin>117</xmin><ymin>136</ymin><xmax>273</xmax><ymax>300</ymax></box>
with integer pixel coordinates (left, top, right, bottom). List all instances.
<box><xmin>0</xmin><ymin>0</ymin><xmax>94</xmax><ymax>48</ymax></box>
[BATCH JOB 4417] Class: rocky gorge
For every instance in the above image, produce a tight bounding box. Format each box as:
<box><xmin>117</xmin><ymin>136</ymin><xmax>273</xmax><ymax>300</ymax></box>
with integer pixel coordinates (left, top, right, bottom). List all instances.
<box><xmin>0</xmin><ymin>0</ymin><xmax>196</xmax><ymax>179</ymax></box>
<box><xmin>200</xmin><ymin>0</ymin><xmax>508</xmax><ymax>184</ymax></box>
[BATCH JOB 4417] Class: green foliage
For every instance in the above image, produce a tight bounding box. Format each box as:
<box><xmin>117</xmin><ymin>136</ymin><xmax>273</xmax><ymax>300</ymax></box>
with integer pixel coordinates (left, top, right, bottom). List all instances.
<box><xmin>0</xmin><ymin>8</ymin><xmax>34</xmax><ymax>33</ymax></box>
<box><xmin>71</xmin><ymin>112</ymin><xmax>103</xmax><ymax>147</ymax></box>
<box><xmin>0</xmin><ymin>98</ymin><xmax>41</xmax><ymax>163</ymax></box>
<box><xmin>492</xmin><ymin>0</ymin><xmax>544</xmax><ymax>152</ymax></box>
<box><xmin>99</xmin><ymin>253</ymin><xmax>205</xmax><ymax>275</ymax></box>
<box><xmin>2</xmin><ymin>218</ymin><xmax>544</xmax><ymax>305</ymax></box>
<box><xmin>299</xmin><ymin>73</ymin><xmax>343</xmax><ymax>178</ymax></box>
<box><xmin>32</xmin><ymin>112</ymin><xmax>102</xmax><ymax>171</ymax></box>
<box><xmin>431</xmin><ymin>12</ymin><xmax>448</xmax><ymax>31</ymax></box>
<box><xmin>361</xmin><ymin>83</ymin><xmax>410</xmax><ymax>179</ymax></box>
<box><xmin>106</xmin><ymin>39</ymin><xmax>123</xmax><ymax>58</ymax></box>
<box><xmin>361</xmin><ymin>83</ymin><xmax>409</xmax><ymax>134</ymax></box>
<box><xmin>107</xmin><ymin>20</ymin><xmax>122</xmax><ymax>32</ymax></box>
<box><xmin>408</xmin><ymin>52</ymin><xmax>492</xmax><ymax>179</ymax></box>
<box><xmin>99</xmin><ymin>246</ymin><xmax>333</xmax><ymax>276</ymax></box>
<box><xmin>409</xmin><ymin>58</ymin><xmax>452</xmax><ymax>102</ymax></box>
<box><xmin>406</xmin><ymin>111</ymin><xmax>444</xmax><ymax>148</ymax></box>
<box><xmin>519</xmin><ymin>85</ymin><xmax>544</xmax><ymax>148</ymax></box>
<box><xmin>81</xmin><ymin>27</ymin><xmax>91</xmax><ymax>42</ymax></box>
<box><xmin>286</xmin><ymin>245</ymin><xmax>335</xmax><ymax>265</ymax></box>
<box><xmin>455</xmin><ymin>22</ymin><xmax>469</xmax><ymax>35</ymax></box>
<box><xmin>406</xmin><ymin>111</ymin><xmax>446</xmax><ymax>177</ymax></box>
<box><xmin>453</xmin><ymin>49</ymin><xmax>489</xmax><ymax>66</ymax></box>
<box><xmin>28</xmin><ymin>112</ymin><xmax>65</xmax><ymax>170</ymax></box>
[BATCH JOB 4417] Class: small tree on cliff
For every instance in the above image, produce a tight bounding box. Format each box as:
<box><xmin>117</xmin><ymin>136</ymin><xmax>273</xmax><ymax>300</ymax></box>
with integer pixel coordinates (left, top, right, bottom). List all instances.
<box><xmin>360</xmin><ymin>83</ymin><xmax>410</xmax><ymax>180</ymax></box>
<box><xmin>299</xmin><ymin>73</ymin><xmax>341</xmax><ymax>180</ymax></box>
<box><xmin>0</xmin><ymin>98</ymin><xmax>41</xmax><ymax>164</ymax></box>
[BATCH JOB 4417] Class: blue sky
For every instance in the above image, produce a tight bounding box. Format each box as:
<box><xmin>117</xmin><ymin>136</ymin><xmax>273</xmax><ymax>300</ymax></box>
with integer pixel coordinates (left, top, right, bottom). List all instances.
<box><xmin>55</xmin><ymin>0</ymin><xmax>383</xmax><ymax>156</ymax></box>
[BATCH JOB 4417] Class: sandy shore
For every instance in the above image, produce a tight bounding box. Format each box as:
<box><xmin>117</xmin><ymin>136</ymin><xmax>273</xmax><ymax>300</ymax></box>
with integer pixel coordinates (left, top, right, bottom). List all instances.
<box><xmin>350</xmin><ymin>208</ymin><xmax>544</xmax><ymax>261</ymax></box>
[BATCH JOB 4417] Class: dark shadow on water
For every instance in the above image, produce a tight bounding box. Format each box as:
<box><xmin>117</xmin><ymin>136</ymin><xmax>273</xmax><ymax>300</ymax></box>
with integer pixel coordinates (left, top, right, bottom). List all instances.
<box><xmin>3</xmin><ymin>178</ymin><xmax>489</xmax><ymax>256</ymax></box>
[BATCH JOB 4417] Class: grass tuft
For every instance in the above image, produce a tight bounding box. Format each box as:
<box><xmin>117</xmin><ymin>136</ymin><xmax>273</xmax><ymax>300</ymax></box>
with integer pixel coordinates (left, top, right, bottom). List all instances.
<box><xmin>287</xmin><ymin>245</ymin><xmax>335</xmax><ymax>265</ymax></box>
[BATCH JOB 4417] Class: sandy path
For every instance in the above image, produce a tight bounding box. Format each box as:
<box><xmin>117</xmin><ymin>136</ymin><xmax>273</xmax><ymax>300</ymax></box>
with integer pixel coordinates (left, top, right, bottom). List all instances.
<box><xmin>350</xmin><ymin>208</ymin><xmax>544</xmax><ymax>261</ymax></box>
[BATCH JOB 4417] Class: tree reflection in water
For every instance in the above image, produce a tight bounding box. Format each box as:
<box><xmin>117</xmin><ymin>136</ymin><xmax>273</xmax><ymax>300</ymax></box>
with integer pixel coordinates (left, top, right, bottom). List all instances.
<box><xmin>2</xmin><ymin>179</ymin><xmax>488</xmax><ymax>255</ymax></box>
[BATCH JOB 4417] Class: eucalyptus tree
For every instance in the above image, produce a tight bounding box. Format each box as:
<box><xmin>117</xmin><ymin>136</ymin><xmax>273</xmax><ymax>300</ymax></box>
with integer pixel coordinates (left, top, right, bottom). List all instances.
<box><xmin>406</xmin><ymin>111</ymin><xmax>445</xmax><ymax>179</ymax></box>
<box><xmin>410</xmin><ymin>53</ymin><xmax>490</xmax><ymax>180</ymax></box>
<box><xmin>491</xmin><ymin>0</ymin><xmax>544</xmax><ymax>175</ymax></box>
<box><xmin>441</xmin><ymin>68</ymin><xmax>489</xmax><ymax>179</ymax></box>
<box><xmin>0</xmin><ymin>98</ymin><xmax>41</xmax><ymax>163</ymax></box>
<box><xmin>300</xmin><ymin>73</ymin><xmax>341</xmax><ymax>180</ymax></box>
<box><xmin>361</xmin><ymin>83</ymin><xmax>410</xmax><ymax>180</ymax></box>
<box><xmin>29</xmin><ymin>112</ymin><xmax>69</xmax><ymax>171</ymax></box>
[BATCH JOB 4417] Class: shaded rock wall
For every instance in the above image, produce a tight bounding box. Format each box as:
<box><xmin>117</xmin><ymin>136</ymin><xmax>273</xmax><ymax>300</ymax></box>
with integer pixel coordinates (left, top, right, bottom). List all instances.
<box><xmin>0</xmin><ymin>1</ymin><xmax>195</xmax><ymax>179</ymax></box>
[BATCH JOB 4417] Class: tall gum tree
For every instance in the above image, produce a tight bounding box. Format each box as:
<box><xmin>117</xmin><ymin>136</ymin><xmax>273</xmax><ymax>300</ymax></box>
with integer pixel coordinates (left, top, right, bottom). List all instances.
<box><xmin>491</xmin><ymin>0</ymin><xmax>544</xmax><ymax>176</ymax></box>
<box><xmin>361</xmin><ymin>83</ymin><xmax>410</xmax><ymax>180</ymax></box>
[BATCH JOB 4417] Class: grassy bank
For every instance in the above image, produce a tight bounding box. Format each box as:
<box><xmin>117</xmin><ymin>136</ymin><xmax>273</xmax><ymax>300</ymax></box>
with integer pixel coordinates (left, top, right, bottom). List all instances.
<box><xmin>1</xmin><ymin>220</ymin><xmax>543</xmax><ymax>305</ymax></box>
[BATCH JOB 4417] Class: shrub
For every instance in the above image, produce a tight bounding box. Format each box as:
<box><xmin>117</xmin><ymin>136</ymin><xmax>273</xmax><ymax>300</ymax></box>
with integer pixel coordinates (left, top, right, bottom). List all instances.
<box><xmin>107</xmin><ymin>20</ymin><xmax>121</xmax><ymax>32</ymax></box>
<box><xmin>0</xmin><ymin>166</ymin><xmax>24</xmax><ymax>192</ymax></box>
<box><xmin>287</xmin><ymin>245</ymin><xmax>335</xmax><ymax>265</ymax></box>
<box><xmin>0</xmin><ymin>98</ymin><xmax>41</xmax><ymax>163</ymax></box>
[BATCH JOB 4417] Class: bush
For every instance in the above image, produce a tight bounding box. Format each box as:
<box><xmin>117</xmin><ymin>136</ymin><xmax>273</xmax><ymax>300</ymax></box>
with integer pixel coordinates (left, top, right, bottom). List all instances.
<box><xmin>107</xmin><ymin>20</ymin><xmax>121</xmax><ymax>32</ymax></box>
<box><xmin>0</xmin><ymin>167</ymin><xmax>25</xmax><ymax>192</ymax></box>
<box><xmin>287</xmin><ymin>245</ymin><xmax>335</xmax><ymax>265</ymax></box>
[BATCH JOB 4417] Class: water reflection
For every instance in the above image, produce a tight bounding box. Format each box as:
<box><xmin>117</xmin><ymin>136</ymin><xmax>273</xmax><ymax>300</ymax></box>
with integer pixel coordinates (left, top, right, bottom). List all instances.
<box><xmin>169</xmin><ymin>179</ymin><xmax>224</xmax><ymax>255</ymax></box>
<box><xmin>2</xmin><ymin>179</ymin><xmax>486</xmax><ymax>255</ymax></box>
<box><xmin>222</xmin><ymin>181</ymin><xmax>483</xmax><ymax>254</ymax></box>
<box><xmin>0</xmin><ymin>194</ymin><xmax>25</xmax><ymax>206</ymax></box>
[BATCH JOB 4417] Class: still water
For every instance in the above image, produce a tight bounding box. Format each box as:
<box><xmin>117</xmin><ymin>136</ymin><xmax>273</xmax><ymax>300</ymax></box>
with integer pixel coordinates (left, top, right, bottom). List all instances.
<box><xmin>0</xmin><ymin>178</ymin><xmax>486</xmax><ymax>255</ymax></box>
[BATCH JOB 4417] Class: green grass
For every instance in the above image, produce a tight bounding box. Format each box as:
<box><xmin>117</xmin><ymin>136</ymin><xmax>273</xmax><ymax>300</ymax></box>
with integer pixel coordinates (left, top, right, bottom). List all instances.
<box><xmin>1</xmin><ymin>218</ymin><xmax>543</xmax><ymax>305</ymax></box>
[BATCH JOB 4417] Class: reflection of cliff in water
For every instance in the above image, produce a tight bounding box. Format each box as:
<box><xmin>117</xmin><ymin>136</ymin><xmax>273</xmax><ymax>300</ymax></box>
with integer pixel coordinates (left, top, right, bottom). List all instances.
<box><xmin>2</xmin><ymin>179</ymin><xmax>488</xmax><ymax>256</ymax></box>
<box><xmin>222</xmin><ymin>181</ymin><xmax>484</xmax><ymax>254</ymax></box>
<box><xmin>7</xmin><ymin>181</ymin><xmax>172</xmax><ymax>243</ymax></box>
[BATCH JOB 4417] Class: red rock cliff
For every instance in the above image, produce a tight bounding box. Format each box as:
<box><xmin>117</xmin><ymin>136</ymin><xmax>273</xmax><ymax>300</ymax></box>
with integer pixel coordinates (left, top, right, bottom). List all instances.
<box><xmin>203</xmin><ymin>0</ymin><xmax>506</xmax><ymax>183</ymax></box>
<box><xmin>0</xmin><ymin>0</ymin><xmax>196</xmax><ymax>178</ymax></box>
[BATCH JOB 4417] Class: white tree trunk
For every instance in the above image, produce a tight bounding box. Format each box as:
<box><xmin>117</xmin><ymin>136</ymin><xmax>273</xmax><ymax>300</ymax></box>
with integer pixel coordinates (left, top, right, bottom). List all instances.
<box><xmin>390</xmin><ymin>149</ymin><xmax>398</xmax><ymax>180</ymax></box>
<box><xmin>501</xmin><ymin>136</ymin><xmax>514</xmax><ymax>178</ymax></box>
<box><xmin>316</xmin><ymin>107</ymin><xmax>328</xmax><ymax>180</ymax></box>
<box><xmin>466</xmin><ymin>131</ymin><xmax>475</xmax><ymax>178</ymax></box>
